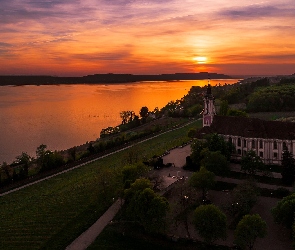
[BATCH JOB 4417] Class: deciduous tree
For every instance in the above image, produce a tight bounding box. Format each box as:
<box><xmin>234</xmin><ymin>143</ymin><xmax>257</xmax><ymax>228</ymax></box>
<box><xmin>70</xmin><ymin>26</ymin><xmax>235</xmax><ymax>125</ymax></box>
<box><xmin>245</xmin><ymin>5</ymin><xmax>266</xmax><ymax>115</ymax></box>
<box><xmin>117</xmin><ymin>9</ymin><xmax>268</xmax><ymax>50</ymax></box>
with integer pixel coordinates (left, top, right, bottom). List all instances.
<box><xmin>234</xmin><ymin>214</ymin><xmax>267</xmax><ymax>250</ymax></box>
<box><xmin>124</xmin><ymin>178</ymin><xmax>169</xmax><ymax>232</ymax></box>
<box><xmin>201</xmin><ymin>149</ymin><xmax>230</xmax><ymax>176</ymax></box>
<box><xmin>271</xmin><ymin>193</ymin><xmax>295</xmax><ymax>229</ymax></box>
<box><xmin>193</xmin><ymin>204</ymin><xmax>227</xmax><ymax>244</ymax></box>
<box><xmin>229</xmin><ymin>180</ymin><xmax>258</xmax><ymax>218</ymax></box>
<box><xmin>281</xmin><ymin>148</ymin><xmax>295</xmax><ymax>185</ymax></box>
<box><xmin>241</xmin><ymin>150</ymin><xmax>265</xmax><ymax>175</ymax></box>
<box><xmin>189</xmin><ymin>166</ymin><xmax>215</xmax><ymax>200</ymax></box>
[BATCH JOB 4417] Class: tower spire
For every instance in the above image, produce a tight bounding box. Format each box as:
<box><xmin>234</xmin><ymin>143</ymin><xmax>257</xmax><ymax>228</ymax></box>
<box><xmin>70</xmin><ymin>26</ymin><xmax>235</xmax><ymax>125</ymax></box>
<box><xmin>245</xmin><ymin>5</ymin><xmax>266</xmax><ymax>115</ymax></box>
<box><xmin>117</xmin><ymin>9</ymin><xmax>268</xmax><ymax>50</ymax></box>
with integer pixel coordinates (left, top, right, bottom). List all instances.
<box><xmin>202</xmin><ymin>82</ymin><xmax>216</xmax><ymax>127</ymax></box>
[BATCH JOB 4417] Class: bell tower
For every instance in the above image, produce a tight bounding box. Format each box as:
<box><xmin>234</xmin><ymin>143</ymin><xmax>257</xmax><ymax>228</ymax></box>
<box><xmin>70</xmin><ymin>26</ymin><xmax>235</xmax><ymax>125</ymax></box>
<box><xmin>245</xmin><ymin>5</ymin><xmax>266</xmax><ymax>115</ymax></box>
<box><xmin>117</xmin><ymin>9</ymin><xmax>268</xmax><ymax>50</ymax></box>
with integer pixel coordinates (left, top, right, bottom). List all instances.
<box><xmin>203</xmin><ymin>83</ymin><xmax>216</xmax><ymax>127</ymax></box>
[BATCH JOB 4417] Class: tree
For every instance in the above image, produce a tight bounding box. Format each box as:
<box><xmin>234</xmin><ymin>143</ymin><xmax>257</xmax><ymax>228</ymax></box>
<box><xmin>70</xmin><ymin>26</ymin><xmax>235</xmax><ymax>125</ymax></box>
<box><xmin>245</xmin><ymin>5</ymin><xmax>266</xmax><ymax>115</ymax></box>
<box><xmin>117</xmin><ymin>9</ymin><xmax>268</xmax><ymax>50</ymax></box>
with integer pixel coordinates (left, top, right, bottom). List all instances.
<box><xmin>1</xmin><ymin>161</ymin><xmax>12</xmax><ymax>180</ymax></box>
<box><xmin>201</xmin><ymin>149</ymin><xmax>230</xmax><ymax>176</ymax></box>
<box><xmin>219</xmin><ymin>100</ymin><xmax>229</xmax><ymax>116</ymax></box>
<box><xmin>205</xmin><ymin>133</ymin><xmax>234</xmax><ymax>160</ymax></box>
<box><xmin>124</xmin><ymin>179</ymin><xmax>169</xmax><ymax>232</ymax></box>
<box><xmin>69</xmin><ymin>146</ymin><xmax>77</xmax><ymax>161</ymax></box>
<box><xmin>241</xmin><ymin>150</ymin><xmax>264</xmax><ymax>175</ymax></box>
<box><xmin>271</xmin><ymin>193</ymin><xmax>295</xmax><ymax>229</ymax></box>
<box><xmin>234</xmin><ymin>214</ymin><xmax>267</xmax><ymax>250</ymax></box>
<box><xmin>15</xmin><ymin>152</ymin><xmax>32</xmax><ymax>178</ymax></box>
<box><xmin>124</xmin><ymin>178</ymin><xmax>152</xmax><ymax>202</ymax></box>
<box><xmin>281</xmin><ymin>148</ymin><xmax>295</xmax><ymax>185</ymax></box>
<box><xmin>229</xmin><ymin>180</ymin><xmax>258</xmax><ymax>218</ymax></box>
<box><xmin>36</xmin><ymin>144</ymin><xmax>47</xmax><ymax>167</ymax></box>
<box><xmin>190</xmin><ymin>139</ymin><xmax>206</xmax><ymax>168</ymax></box>
<box><xmin>39</xmin><ymin>150</ymin><xmax>64</xmax><ymax>172</ymax></box>
<box><xmin>122</xmin><ymin>163</ymin><xmax>148</xmax><ymax>189</ymax></box>
<box><xmin>187</xmin><ymin>128</ymin><xmax>197</xmax><ymax>138</ymax></box>
<box><xmin>189</xmin><ymin>167</ymin><xmax>215</xmax><ymax>200</ymax></box>
<box><xmin>139</xmin><ymin>106</ymin><xmax>149</xmax><ymax>123</ymax></box>
<box><xmin>120</xmin><ymin>110</ymin><xmax>133</xmax><ymax>124</ymax></box>
<box><xmin>193</xmin><ymin>204</ymin><xmax>227</xmax><ymax>244</ymax></box>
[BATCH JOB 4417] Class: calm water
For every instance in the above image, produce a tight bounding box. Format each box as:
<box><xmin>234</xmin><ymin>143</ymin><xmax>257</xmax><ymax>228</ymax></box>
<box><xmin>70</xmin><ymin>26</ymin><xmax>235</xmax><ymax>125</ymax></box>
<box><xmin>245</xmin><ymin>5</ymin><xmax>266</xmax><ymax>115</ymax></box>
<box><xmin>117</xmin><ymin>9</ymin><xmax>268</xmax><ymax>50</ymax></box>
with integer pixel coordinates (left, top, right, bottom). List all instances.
<box><xmin>0</xmin><ymin>79</ymin><xmax>238</xmax><ymax>163</ymax></box>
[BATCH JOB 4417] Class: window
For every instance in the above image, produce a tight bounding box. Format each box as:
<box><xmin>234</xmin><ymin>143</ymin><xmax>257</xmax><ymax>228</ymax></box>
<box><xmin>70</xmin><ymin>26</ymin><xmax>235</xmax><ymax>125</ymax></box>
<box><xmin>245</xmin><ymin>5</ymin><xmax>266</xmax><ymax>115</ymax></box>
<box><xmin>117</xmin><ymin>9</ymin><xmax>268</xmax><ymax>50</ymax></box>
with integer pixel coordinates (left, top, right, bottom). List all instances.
<box><xmin>243</xmin><ymin>139</ymin><xmax>247</xmax><ymax>147</ymax></box>
<box><xmin>274</xmin><ymin>152</ymin><xmax>278</xmax><ymax>159</ymax></box>
<box><xmin>243</xmin><ymin>150</ymin><xmax>247</xmax><ymax>156</ymax></box>
<box><xmin>283</xmin><ymin>142</ymin><xmax>287</xmax><ymax>150</ymax></box>
<box><xmin>259</xmin><ymin>140</ymin><xmax>263</xmax><ymax>149</ymax></box>
<box><xmin>228</xmin><ymin>137</ymin><xmax>232</xmax><ymax>143</ymax></box>
<box><xmin>238</xmin><ymin>138</ymin><xmax>241</xmax><ymax>147</ymax></box>
<box><xmin>237</xmin><ymin>149</ymin><xmax>241</xmax><ymax>155</ymax></box>
<box><xmin>259</xmin><ymin>151</ymin><xmax>263</xmax><ymax>158</ymax></box>
<box><xmin>252</xmin><ymin>140</ymin><xmax>255</xmax><ymax>149</ymax></box>
<box><xmin>273</xmin><ymin>141</ymin><xmax>277</xmax><ymax>150</ymax></box>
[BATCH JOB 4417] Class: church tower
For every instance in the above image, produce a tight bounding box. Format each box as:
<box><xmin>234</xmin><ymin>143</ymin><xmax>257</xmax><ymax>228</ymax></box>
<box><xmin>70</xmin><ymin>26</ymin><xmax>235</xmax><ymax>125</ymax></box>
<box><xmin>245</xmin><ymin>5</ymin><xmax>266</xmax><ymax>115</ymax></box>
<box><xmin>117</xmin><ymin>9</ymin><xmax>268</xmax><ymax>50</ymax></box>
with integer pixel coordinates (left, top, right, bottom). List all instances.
<box><xmin>203</xmin><ymin>83</ymin><xmax>216</xmax><ymax>127</ymax></box>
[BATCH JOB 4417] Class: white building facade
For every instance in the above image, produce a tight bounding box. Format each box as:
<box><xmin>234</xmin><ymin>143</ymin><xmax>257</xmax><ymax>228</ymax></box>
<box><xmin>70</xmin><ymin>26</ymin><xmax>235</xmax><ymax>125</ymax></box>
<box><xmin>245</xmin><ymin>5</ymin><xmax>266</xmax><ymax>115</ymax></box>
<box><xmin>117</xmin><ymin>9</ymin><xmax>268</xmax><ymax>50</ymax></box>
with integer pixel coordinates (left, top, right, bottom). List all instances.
<box><xmin>200</xmin><ymin>84</ymin><xmax>295</xmax><ymax>165</ymax></box>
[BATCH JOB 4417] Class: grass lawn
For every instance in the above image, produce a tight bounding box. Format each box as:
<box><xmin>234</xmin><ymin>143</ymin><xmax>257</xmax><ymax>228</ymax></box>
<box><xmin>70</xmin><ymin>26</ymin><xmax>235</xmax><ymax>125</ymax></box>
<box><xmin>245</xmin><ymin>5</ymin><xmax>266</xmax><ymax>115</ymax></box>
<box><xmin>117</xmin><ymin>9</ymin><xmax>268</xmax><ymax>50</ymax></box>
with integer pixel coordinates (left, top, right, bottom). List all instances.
<box><xmin>0</xmin><ymin>119</ymin><xmax>201</xmax><ymax>250</ymax></box>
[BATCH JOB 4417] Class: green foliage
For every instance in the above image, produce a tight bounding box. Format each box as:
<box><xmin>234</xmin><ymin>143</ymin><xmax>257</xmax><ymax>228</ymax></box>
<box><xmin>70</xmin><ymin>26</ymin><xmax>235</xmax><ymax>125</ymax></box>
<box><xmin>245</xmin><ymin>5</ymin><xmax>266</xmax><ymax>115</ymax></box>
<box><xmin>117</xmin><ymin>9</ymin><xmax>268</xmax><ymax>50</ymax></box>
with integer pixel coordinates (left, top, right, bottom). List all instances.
<box><xmin>201</xmin><ymin>150</ymin><xmax>230</xmax><ymax>176</ymax></box>
<box><xmin>241</xmin><ymin>150</ymin><xmax>265</xmax><ymax>175</ymax></box>
<box><xmin>247</xmin><ymin>85</ymin><xmax>295</xmax><ymax>112</ymax></box>
<box><xmin>234</xmin><ymin>214</ymin><xmax>267</xmax><ymax>250</ymax></box>
<box><xmin>229</xmin><ymin>180</ymin><xmax>259</xmax><ymax>218</ymax></box>
<box><xmin>219</xmin><ymin>100</ymin><xmax>229</xmax><ymax>116</ymax></box>
<box><xmin>189</xmin><ymin>167</ymin><xmax>215</xmax><ymax>199</ymax></box>
<box><xmin>100</xmin><ymin>126</ymin><xmax>120</xmax><ymax>137</ymax></box>
<box><xmin>193</xmin><ymin>204</ymin><xmax>227</xmax><ymax>244</ymax></box>
<box><xmin>40</xmin><ymin>150</ymin><xmax>65</xmax><ymax>172</ymax></box>
<box><xmin>15</xmin><ymin>152</ymin><xmax>32</xmax><ymax>178</ymax></box>
<box><xmin>122</xmin><ymin>164</ymin><xmax>148</xmax><ymax>189</ymax></box>
<box><xmin>124</xmin><ymin>179</ymin><xmax>169</xmax><ymax>232</ymax></box>
<box><xmin>205</xmin><ymin>133</ymin><xmax>233</xmax><ymax>160</ymax></box>
<box><xmin>190</xmin><ymin>139</ymin><xmax>206</xmax><ymax>167</ymax></box>
<box><xmin>187</xmin><ymin>128</ymin><xmax>197</xmax><ymax>138</ymax></box>
<box><xmin>281</xmin><ymin>149</ymin><xmax>295</xmax><ymax>185</ymax></box>
<box><xmin>271</xmin><ymin>193</ymin><xmax>295</xmax><ymax>229</ymax></box>
<box><xmin>227</xmin><ymin>109</ymin><xmax>248</xmax><ymax>117</ymax></box>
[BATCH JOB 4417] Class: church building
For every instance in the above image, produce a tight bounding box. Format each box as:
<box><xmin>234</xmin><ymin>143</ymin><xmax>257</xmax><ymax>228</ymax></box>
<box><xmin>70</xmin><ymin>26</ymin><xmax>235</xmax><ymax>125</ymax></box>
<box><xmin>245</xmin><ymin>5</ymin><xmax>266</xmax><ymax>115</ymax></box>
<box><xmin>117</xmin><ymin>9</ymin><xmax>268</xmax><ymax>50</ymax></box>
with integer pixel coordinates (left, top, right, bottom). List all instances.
<box><xmin>197</xmin><ymin>84</ymin><xmax>295</xmax><ymax>165</ymax></box>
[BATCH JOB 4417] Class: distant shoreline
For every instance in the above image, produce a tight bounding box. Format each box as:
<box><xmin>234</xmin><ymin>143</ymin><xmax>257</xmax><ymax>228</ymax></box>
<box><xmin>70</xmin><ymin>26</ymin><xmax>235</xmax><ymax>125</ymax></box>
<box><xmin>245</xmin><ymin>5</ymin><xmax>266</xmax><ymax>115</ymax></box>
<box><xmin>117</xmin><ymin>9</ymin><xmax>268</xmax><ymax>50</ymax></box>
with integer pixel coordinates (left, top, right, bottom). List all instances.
<box><xmin>0</xmin><ymin>72</ymin><xmax>231</xmax><ymax>86</ymax></box>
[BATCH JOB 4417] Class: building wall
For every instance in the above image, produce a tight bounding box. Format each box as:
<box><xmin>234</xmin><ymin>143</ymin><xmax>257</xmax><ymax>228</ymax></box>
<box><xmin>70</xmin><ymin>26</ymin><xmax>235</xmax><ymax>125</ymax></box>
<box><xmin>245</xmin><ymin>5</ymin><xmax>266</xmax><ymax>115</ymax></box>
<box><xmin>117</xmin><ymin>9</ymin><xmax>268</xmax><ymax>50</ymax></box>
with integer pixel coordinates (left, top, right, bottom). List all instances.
<box><xmin>222</xmin><ymin>134</ymin><xmax>295</xmax><ymax>165</ymax></box>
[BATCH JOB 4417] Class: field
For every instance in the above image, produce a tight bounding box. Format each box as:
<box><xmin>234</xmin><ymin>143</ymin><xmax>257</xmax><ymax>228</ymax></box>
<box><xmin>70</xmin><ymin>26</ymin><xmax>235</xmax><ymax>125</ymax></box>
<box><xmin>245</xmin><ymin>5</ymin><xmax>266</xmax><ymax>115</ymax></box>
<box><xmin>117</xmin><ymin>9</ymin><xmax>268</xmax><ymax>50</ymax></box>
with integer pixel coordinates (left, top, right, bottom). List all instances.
<box><xmin>0</xmin><ymin>119</ymin><xmax>201</xmax><ymax>250</ymax></box>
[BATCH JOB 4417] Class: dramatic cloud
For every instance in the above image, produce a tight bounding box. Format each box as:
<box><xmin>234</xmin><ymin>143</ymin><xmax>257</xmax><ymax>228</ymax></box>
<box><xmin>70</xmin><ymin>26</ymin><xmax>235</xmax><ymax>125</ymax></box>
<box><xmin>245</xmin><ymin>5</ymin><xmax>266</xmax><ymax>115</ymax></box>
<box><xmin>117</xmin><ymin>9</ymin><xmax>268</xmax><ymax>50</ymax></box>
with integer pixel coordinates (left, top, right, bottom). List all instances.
<box><xmin>1</xmin><ymin>0</ymin><xmax>295</xmax><ymax>75</ymax></box>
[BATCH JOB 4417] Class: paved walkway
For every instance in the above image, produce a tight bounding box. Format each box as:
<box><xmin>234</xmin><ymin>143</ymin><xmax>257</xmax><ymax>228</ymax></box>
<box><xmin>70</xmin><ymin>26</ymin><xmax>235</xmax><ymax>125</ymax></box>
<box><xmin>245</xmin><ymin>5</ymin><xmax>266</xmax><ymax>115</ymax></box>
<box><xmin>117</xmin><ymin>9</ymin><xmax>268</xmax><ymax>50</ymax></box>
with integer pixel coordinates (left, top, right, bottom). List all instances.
<box><xmin>66</xmin><ymin>199</ymin><xmax>124</xmax><ymax>250</ymax></box>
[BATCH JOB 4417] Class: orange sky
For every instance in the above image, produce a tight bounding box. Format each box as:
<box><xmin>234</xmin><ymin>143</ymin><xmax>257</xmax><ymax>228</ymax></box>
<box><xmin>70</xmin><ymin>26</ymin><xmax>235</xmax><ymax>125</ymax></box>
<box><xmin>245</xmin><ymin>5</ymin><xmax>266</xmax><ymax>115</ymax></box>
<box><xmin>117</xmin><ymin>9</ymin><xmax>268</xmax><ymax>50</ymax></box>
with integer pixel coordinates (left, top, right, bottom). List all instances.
<box><xmin>0</xmin><ymin>0</ymin><xmax>295</xmax><ymax>76</ymax></box>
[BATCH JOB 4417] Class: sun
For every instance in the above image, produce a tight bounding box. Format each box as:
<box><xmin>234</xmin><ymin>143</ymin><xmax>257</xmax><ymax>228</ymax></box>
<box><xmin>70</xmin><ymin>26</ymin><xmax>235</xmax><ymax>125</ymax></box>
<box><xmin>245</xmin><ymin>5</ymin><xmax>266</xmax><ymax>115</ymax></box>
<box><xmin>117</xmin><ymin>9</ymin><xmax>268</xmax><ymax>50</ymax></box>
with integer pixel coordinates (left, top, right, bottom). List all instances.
<box><xmin>193</xmin><ymin>56</ymin><xmax>207</xmax><ymax>64</ymax></box>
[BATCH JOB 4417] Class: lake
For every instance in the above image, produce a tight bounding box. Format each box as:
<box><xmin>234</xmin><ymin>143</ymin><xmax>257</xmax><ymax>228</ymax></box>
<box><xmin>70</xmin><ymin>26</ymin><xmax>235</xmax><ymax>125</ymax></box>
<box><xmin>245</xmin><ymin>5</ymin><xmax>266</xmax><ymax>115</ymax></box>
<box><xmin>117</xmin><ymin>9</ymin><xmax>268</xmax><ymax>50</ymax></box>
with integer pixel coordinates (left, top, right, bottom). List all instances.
<box><xmin>0</xmin><ymin>79</ymin><xmax>238</xmax><ymax>163</ymax></box>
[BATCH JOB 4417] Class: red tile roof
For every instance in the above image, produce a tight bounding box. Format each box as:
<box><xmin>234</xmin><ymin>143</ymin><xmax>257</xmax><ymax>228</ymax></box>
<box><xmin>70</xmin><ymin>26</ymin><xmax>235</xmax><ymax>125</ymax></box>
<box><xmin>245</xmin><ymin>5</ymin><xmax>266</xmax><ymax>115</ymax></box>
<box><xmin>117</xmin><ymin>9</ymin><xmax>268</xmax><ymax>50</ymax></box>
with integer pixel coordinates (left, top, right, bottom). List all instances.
<box><xmin>197</xmin><ymin>116</ymin><xmax>295</xmax><ymax>140</ymax></box>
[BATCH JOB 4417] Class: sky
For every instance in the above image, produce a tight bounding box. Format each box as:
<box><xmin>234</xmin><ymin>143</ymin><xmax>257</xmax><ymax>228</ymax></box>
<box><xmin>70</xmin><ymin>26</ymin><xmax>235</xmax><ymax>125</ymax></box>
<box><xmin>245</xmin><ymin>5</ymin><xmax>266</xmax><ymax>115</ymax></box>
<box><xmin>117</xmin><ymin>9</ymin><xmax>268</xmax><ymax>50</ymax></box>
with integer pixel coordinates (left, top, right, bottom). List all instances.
<box><xmin>0</xmin><ymin>0</ymin><xmax>295</xmax><ymax>76</ymax></box>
